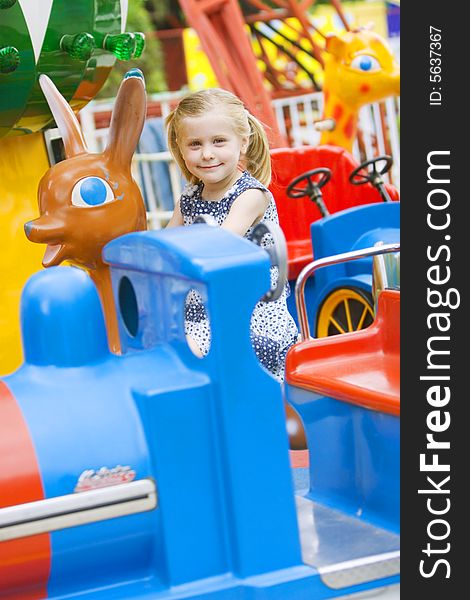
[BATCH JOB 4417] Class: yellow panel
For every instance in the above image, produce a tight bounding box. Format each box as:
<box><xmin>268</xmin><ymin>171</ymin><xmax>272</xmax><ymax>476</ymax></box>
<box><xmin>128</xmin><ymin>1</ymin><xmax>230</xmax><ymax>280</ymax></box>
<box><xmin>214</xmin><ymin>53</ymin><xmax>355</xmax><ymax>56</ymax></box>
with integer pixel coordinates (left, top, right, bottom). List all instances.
<box><xmin>0</xmin><ymin>133</ymin><xmax>49</xmax><ymax>376</ymax></box>
<box><xmin>183</xmin><ymin>28</ymin><xmax>219</xmax><ymax>90</ymax></box>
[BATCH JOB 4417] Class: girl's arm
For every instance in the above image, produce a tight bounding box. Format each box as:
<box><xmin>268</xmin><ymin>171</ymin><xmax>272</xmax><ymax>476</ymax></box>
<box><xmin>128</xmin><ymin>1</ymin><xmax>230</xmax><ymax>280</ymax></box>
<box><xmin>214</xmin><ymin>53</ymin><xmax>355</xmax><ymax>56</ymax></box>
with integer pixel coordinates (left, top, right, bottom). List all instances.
<box><xmin>165</xmin><ymin>200</ymin><xmax>184</xmax><ymax>228</ymax></box>
<box><xmin>222</xmin><ymin>189</ymin><xmax>269</xmax><ymax>237</ymax></box>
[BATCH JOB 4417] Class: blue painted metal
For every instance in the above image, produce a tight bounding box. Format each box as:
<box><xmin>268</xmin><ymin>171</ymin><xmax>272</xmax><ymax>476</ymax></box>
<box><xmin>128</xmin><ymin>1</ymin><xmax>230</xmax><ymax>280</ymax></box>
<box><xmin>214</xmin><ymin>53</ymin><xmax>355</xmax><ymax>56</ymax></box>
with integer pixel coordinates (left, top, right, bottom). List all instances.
<box><xmin>286</xmin><ymin>386</ymin><xmax>399</xmax><ymax>534</ymax></box>
<box><xmin>2</xmin><ymin>224</ymin><xmax>399</xmax><ymax>598</ymax></box>
<box><xmin>286</xmin><ymin>202</ymin><xmax>400</xmax><ymax>335</ymax></box>
<box><xmin>6</xmin><ymin>267</ymin><xmax>157</xmax><ymax>596</ymax></box>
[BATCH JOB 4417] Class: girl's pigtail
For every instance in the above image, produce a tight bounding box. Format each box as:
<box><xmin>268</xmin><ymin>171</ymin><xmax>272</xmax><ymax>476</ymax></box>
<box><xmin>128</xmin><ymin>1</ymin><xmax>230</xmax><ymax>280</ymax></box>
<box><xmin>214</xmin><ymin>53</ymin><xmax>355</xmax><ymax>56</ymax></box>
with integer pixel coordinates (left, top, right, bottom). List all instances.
<box><xmin>245</xmin><ymin>113</ymin><xmax>272</xmax><ymax>186</ymax></box>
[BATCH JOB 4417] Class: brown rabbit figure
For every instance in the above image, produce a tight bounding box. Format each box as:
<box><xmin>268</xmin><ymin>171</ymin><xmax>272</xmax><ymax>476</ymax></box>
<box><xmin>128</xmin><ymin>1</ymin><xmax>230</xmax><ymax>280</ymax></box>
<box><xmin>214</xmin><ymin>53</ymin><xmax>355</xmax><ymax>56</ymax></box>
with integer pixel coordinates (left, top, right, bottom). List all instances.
<box><xmin>24</xmin><ymin>69</ymin><xmax>148</xmax><ymax>353</ymax></box>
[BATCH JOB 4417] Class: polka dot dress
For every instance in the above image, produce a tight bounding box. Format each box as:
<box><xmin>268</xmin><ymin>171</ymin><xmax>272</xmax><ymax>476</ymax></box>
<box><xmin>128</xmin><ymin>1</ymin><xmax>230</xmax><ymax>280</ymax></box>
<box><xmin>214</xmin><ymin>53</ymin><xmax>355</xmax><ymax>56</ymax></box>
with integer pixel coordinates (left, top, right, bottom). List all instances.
<box><xmin>180</xmin><ymin>171</ymin><xmax>299</xmax><ymax>382</ymax></box>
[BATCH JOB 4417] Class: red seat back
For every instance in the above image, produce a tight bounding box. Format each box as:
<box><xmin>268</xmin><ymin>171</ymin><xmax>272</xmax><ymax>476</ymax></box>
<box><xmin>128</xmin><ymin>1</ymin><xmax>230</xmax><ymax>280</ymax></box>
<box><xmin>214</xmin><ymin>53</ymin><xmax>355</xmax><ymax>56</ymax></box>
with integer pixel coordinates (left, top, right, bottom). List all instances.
<box><xmin>286</xmin><ymin>290</ymin><xmax>400</xmax><ymax>415</ymax></box>
<box><xmin>269</xmin><ymin>145</ymin><xmax>399</xmax><ymax>278</ymax></box>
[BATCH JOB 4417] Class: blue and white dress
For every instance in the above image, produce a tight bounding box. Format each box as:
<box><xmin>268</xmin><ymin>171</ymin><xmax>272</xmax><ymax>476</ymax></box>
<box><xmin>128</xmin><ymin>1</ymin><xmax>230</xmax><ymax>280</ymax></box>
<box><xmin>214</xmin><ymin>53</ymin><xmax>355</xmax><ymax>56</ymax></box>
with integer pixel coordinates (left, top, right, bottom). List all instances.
<box><xmin>180</xmin><ymin>170</ymin><xmax>299</xmax><ymax>382</ymax></box>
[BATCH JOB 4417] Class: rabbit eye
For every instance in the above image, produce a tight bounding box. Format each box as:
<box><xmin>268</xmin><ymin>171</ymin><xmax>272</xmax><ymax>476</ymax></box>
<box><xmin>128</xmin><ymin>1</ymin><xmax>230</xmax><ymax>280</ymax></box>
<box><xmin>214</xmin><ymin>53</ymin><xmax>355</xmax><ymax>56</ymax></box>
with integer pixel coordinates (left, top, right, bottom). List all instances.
<box><xmin>71</xmin><ymin>177</ymin><xmax>115</xmax><ymax>207</ymax></box>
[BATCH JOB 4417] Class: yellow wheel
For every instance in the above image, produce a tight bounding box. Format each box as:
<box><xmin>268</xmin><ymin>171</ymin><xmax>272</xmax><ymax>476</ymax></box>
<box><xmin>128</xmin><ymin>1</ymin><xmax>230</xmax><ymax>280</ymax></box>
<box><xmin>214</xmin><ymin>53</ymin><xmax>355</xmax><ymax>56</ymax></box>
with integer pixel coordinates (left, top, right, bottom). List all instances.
<box><xmin>316</xmin><ymin>287</ymin><xmax>374</xmax><ymax>338</ymax></box>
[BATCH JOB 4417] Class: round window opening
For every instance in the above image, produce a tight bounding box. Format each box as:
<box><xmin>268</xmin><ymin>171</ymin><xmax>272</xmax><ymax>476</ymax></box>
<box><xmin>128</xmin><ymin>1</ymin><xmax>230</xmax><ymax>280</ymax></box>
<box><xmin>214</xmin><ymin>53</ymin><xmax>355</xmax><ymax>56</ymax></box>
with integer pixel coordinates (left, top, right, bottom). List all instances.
<box><xmin>118</xmin><ymin>276</ymin><xmax>139</xmax><ymax>337</ymax></box>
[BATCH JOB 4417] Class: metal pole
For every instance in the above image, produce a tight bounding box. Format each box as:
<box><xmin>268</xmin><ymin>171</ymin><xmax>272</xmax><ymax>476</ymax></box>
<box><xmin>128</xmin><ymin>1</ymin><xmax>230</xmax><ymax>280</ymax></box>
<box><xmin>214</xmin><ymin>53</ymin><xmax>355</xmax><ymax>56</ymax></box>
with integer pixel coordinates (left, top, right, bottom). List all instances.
<box><xmin>295</xmin><ymin>243</ymin><xmax>400</xmax><ymax>340</ymax></box>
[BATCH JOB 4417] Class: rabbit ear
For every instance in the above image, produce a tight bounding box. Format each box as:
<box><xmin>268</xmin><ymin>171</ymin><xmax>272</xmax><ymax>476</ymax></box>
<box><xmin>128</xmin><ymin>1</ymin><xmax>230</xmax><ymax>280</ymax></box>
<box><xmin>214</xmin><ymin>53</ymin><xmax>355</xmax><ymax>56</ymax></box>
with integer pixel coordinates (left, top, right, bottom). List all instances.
<box><xmin>105</xmin><ymin>69</ymin><xmax>146</xmax><ymax>168</ymax></box>
<box><xmin>39</xmin><ymin>75</ymin><xmax>87</xmax><ymax>158</ymax></box>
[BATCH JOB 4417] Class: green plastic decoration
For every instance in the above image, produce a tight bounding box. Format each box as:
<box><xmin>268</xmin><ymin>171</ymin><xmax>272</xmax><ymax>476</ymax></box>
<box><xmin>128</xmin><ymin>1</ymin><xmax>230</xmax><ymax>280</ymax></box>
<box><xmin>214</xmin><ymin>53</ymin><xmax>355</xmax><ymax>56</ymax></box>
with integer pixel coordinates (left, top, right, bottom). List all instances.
<box><xmin>0</xmin><ymin>0</ymin><xmax>138</xmax><ymax>138</ymax></box>
<box><xmin>0</xmin><ymin>46</ymin><xmax>20</xmax><ymax>73</ymax></box>
<box><xmin>0</xmin><ymin>0</ymin><xmax>17</xmax><ymax>9</ymax></box>
<box><xmin>60</xmin><ymin>32</ymin><xmax>95</xmax><ymax>61</ymax></box>
<box><xmin>133</xmin><ymin>32</ymin><xmax>146</xmax><ymax>59</ymax></box>
<box><xmin>103</xmin><ymin>33</ymin><xmax>136</xmax><ymax>61</ymax></box>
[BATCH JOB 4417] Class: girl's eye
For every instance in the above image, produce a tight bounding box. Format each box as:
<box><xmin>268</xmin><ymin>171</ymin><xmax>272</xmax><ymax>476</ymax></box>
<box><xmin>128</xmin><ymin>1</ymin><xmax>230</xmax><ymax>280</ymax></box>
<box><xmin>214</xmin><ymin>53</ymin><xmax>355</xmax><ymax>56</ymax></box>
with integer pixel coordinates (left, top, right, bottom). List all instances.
<box><xmin>189</xmin><ymin>141</ymin><xmax>201</xmax><ymax>147</ymax></box>
<box><xmin>71</xmin><ymin>177</ymin><xmax>115</xmax><ymax>207</ymax></box>
<box><xmin>214</xmin><ymin>138</ymin><xmax>226</xmax><ymax>144</ymax></box>
<box><xmin>350</xmin><ymin>55</ymin><xmax>381</xmax><ymax>72</ymax></box>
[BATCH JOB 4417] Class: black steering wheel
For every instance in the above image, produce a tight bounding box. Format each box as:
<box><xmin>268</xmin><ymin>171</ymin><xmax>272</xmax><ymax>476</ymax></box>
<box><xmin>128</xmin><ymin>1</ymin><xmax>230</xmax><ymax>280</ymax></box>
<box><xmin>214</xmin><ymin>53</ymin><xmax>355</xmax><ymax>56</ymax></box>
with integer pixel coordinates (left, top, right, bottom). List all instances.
<box><xmin>349</xmin><ymin>155</ymin><xmax>393</xmax><ymax>202</ymax></box>
<box><xmin>248</xmin><ymin>222</ymin><xmax>288</xmax><ymax>302</ymax></box>
<box><xmin>286</xmin><ymin>167</ymin><xmax>331</xmax><ymax>217</ymax></box>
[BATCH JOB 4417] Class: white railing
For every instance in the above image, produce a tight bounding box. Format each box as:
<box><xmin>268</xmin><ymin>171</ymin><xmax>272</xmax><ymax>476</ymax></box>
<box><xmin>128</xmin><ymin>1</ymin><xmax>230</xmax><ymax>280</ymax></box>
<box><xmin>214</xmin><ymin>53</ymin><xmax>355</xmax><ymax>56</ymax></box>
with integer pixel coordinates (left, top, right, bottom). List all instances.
<box><xmin>76</xmin><ymin>89</ymin><xmax>400</xmax><ymax>230</ymax></box>
<box><xmin>272</xmin><ymin>91</ymin><xmax>400</xmax><ymax>189</ymax></box>
<box><xmin>356</xmin><ymin>96</ymin><xmax>400</xmax><ymax>189</ymax></box>
<box><xmin>272</xmin><ymin>92</ymin><xmax>323</xmax><ymax>148</ymax></box>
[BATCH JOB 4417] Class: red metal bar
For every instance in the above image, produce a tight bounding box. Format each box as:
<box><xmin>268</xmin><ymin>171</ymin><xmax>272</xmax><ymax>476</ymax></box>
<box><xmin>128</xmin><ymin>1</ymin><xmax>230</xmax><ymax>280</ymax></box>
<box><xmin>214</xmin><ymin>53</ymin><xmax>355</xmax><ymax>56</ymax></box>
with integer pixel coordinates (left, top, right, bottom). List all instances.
<box><xmin>178</xmin><ymin>0</ymin><xmax>287</xmax><ymax>146</ymax></box>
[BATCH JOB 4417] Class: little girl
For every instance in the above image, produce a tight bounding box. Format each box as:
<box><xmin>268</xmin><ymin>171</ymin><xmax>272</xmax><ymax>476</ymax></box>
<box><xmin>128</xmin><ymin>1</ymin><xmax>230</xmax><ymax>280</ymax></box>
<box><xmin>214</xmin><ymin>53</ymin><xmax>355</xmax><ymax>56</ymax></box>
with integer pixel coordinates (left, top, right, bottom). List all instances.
<box><xmin>165</xmin><ymin>88</ymin><xmax>298</xmax><ymax>382</ymax></box>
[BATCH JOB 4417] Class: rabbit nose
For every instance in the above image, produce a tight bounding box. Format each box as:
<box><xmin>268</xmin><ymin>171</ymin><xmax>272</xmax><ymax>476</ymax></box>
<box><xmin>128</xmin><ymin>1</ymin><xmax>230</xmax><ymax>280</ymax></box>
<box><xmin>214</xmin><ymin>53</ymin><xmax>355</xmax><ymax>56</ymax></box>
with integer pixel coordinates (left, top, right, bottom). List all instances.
<box><xmin>24</xmin><ymin>221</ymin><xmax>33</xmax><ymax>237</ymax></box>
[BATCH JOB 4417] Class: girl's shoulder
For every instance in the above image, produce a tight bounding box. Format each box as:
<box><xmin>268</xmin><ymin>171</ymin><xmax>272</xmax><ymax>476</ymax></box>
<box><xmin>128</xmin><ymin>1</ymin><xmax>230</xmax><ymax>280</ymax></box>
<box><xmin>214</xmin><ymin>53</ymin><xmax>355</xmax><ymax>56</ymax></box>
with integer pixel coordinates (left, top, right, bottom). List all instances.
<box><xmin>236</xmin><ymin>171</ymin><xmax>270</xmax><ymax>195</ymax></box>
<box><xmin>229</xmin><ymin>171</ymin><xmax>279</xmax><ymax>226</ymax></box>
<box><xmin>239</xmin><ymin>171</ymin><xmax>278</xmax><ymax>218</ymax></box>
<box><xmin>227</xmin><ymin>171</ymin><xmax>274</xmax><ymax>206</ymax></box>
<box><xmin>237</xmin><ymin>172</ymin><xmax>279</xmax><ymax>236</ymax></box>
<box><xmin>180</xmin><ymin>182</ymin><xmax>202</xmax><ymax>214</ymax></box>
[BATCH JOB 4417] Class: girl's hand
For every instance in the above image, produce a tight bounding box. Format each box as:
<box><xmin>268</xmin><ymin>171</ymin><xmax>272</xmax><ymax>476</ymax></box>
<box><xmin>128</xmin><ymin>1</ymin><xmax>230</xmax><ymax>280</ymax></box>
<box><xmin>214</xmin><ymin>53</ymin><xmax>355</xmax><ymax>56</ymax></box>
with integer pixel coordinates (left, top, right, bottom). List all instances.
<box><xmin>222</xmin><ymin>189</ymin><xmax>269</xmax><ymax>237</ymax></box>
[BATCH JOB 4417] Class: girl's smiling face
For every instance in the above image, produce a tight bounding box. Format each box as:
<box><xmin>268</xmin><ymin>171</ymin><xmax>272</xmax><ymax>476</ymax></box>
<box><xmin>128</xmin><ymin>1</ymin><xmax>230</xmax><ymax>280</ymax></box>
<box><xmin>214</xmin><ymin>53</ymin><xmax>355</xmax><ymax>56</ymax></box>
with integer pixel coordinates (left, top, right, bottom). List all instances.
<box><xmin>178</xmin><ymin>108</ymin><xmax>248</xmax><ymax>197</ymax></box>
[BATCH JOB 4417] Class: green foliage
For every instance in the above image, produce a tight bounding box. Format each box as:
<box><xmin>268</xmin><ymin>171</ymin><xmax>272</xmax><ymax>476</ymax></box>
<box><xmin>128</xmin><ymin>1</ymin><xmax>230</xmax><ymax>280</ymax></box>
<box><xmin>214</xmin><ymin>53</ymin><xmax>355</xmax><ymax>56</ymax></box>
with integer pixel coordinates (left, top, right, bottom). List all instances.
<box><xmin>144</xmin><ymin>0</ymin><xmax>185</xmax><ymax>29</ymax></box>
<box><xmin>98</xmin><ymin>0</ymin><xmax>167</xmax><ymax>98</ymax></box>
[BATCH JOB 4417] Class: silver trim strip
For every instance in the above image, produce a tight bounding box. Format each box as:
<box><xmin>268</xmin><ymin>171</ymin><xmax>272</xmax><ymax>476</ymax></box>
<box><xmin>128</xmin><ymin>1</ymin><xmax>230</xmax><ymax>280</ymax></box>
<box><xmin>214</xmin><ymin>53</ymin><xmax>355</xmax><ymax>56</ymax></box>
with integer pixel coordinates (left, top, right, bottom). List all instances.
<box><xmin>0</xmin><ymin>479</ymin><xmax>157</xmax><ymax>542</ymax></box>
<box><xmin>295</xmin><ymin>243</ymin><xmax>400</xmax><ymax>340</ymax></box>
<box><xmin>318</xmin><ymin>550</ymin><xmax>400</xmax><ymax>589</ymax></box>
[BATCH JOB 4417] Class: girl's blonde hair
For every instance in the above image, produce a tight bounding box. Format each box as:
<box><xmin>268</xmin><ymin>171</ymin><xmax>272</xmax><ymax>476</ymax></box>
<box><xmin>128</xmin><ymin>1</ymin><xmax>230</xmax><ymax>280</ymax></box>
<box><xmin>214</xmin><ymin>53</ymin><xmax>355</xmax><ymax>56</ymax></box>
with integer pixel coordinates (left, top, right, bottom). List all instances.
<box><xmin>165</xmin><ymin>88</ymin><xmax>272</xmax><ymax>186</ymax></box>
